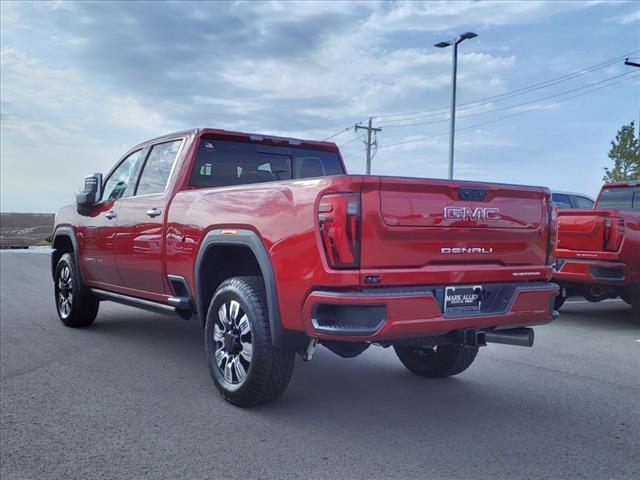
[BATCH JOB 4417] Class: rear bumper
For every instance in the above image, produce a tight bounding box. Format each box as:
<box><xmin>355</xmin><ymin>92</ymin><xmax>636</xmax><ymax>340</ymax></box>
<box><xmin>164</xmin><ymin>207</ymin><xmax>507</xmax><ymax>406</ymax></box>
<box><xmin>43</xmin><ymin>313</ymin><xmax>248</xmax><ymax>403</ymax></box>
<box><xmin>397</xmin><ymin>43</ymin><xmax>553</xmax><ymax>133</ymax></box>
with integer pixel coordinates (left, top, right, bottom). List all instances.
<box><xmin>554</xmin><ymin>258</ymin><xmax>630</xmax><ymax>286</ymax></box>
<box><xmin>301</xmin><ymin>282</ymin><xmax>559</xmax><ymax>342</ymax></box>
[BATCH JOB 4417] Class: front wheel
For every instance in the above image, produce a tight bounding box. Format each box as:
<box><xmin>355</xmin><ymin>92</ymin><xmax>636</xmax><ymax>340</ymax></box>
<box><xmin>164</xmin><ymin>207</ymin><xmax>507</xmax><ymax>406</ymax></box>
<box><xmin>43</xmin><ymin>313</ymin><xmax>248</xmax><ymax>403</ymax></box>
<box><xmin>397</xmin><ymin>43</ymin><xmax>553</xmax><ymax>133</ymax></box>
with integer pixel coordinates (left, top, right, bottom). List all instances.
<box><xmin>54</xmin><ymin>253</ymin><xmax>99</xmax><ymax>327</ymax></box>
<box><xmin>204</xmin><ymin>276</ymin><xmax>295</xmax><ymax>407</ymax></box>
<box><xmin>393</xmin><ymin>344</ymin><xmax>479</xmax><ymax>378</ymax></box>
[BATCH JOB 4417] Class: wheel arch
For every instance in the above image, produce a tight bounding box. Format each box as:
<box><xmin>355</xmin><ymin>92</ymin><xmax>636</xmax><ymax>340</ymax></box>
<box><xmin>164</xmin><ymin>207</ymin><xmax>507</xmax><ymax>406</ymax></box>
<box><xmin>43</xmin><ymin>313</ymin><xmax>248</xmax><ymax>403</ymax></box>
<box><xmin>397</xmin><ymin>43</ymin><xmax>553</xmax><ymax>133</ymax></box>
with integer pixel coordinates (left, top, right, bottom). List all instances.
<box><xmin>51</xmin><ymin>227</ymin><xmax>80</xmax><ymax>281</ymax></box>
<box><xmin>195</xmin><ymin>229</ymin><xmax>304</xmax><ymax>349</ymax></box>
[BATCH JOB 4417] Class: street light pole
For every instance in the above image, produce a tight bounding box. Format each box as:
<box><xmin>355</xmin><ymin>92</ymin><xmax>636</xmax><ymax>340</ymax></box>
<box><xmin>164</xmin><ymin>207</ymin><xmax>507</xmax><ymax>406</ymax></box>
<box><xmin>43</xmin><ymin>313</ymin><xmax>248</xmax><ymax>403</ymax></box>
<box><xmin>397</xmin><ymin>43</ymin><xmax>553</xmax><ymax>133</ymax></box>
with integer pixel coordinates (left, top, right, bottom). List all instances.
<box><xmin>435</xmin><ymin>32</ymin><xmax>477</xmax><ymax>180</ymax></box>
<box><xmin>448</xmin><ymin>41</ymin><xmax>459</xmax><ymax>181</ymax></box>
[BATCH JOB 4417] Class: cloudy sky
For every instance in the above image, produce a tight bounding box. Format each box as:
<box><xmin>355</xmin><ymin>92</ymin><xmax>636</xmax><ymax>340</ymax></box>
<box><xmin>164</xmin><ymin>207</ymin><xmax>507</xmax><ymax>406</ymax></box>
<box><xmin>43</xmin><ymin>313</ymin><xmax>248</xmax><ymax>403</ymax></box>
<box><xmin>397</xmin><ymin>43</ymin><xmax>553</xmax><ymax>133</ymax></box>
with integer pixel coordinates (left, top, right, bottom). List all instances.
<box><xmin>1</xmin><ymin>0</ymin><xmax>639</xmax><ymax>212</ymax></box>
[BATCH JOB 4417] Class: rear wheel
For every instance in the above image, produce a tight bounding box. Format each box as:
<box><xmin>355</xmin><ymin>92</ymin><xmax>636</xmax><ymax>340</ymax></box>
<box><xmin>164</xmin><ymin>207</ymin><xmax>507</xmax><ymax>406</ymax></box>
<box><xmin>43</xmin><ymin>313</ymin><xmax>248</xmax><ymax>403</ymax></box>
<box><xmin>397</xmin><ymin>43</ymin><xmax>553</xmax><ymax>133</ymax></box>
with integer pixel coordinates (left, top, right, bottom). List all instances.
<box><xmin>204</xmin><ymin>276</ymin><xmax>295</xmax><ymax>407</ymax></box>
<box><xmin>554</xmin><ymin>287</ymin><xmax>568</xmax><ymax>310</ymax></box>
<box><xmin>629</xmin><ymin>285</ymin><xmax>640</xmax><ymax>322</ymax></box>
<box><xmin>393</xmin><ymin>344</ymin><xmax>479</xmax><ymax>378</ymax></box>
<box><xmin>619</xmin><ymin>285</ymin><xmax>639</xmax><ymax>321</ymax></box>
<box><xmin>54</xmin><ymin>253</ymin><xmax>99</xmax><ymax>327</ymax></box>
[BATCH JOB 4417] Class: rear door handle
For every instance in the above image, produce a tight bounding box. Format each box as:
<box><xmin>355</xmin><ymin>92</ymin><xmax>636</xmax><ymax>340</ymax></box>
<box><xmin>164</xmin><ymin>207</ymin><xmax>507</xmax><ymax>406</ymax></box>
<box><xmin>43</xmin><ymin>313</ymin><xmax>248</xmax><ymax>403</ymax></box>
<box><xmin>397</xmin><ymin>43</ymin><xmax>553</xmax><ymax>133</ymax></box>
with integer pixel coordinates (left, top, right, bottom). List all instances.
<box><xmin>104</xmin><ymin>211</ymin><xmax>116</xmax><ymax>220</ymax></box>
<box><xmin>146</xmin><ymin>208</ymin><xmax>161</xmax><ymax>218</ymax></box>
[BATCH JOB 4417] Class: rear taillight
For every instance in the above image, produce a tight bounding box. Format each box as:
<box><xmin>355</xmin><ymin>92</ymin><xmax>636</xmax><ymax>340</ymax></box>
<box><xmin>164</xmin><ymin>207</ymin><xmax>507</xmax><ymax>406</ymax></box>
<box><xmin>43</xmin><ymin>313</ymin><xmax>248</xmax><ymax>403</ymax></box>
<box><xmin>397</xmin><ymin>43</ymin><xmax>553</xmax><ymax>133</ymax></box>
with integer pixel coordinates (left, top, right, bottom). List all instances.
<box><xmin>546</xmin><ymin>202</ymin><xmax>558</xmax><ymax>266</ymax></box>
<box><xmin>603</xmin><ymin>217</ymin><xmax>624</xmax><ymax>252</ymax></box>
<box><xmin>318</xmin><ymin>193</ymin><xmax>361</xmax><ymax>269</ymax></box>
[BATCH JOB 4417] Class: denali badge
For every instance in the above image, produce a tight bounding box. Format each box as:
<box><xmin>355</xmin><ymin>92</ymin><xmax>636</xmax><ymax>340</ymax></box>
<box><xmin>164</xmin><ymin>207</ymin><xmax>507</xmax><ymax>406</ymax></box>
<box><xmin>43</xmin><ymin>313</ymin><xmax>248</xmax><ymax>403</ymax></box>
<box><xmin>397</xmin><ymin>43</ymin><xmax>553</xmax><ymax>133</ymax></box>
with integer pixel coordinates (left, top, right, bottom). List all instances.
<box><xmin>443</xmin><ymin>206</ymin><xmax>500</xmax><ymax>221</ymax></box>
<box><xmin>441</xmin><ymin>247</ymin><xmax>493</xmax><ymax>254</ymax></box>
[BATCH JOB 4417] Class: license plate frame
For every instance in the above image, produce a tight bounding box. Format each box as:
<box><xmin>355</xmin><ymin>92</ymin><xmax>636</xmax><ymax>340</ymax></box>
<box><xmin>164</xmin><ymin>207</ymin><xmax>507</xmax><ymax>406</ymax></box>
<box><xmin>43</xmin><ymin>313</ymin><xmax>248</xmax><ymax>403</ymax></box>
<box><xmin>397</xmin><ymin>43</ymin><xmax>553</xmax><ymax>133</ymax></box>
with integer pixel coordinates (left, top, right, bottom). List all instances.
<box><xmin>444</xmin><ymin>285</ymin><xmax>483</xmax><ymax>314</ymax></box>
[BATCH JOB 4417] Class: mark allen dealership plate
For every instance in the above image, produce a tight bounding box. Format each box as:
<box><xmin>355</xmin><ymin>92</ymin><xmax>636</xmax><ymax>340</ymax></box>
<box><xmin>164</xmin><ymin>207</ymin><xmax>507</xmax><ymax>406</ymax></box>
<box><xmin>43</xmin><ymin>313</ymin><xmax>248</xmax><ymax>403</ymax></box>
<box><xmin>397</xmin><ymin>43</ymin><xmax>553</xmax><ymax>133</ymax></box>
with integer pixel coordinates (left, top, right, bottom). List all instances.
<box><xmin>444</xmin><ymin>285</ymin><xmax>483</xmax><ymax>313</ymax></box>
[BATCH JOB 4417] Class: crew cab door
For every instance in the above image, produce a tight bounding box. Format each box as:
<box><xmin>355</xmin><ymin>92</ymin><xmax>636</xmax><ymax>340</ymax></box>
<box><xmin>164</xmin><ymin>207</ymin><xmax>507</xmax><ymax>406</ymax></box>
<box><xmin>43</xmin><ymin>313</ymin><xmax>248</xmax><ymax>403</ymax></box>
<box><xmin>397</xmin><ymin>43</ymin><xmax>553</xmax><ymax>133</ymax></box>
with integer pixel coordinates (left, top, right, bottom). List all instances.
<box><xmin>80</xmin><ymin>149</ymin><xmax>144</xmax><ymax>286</ymax></box>
<box><xmin>114</xmin><ymin>139</ymin><xmax>184</xmax><ymax>296</ymax></box>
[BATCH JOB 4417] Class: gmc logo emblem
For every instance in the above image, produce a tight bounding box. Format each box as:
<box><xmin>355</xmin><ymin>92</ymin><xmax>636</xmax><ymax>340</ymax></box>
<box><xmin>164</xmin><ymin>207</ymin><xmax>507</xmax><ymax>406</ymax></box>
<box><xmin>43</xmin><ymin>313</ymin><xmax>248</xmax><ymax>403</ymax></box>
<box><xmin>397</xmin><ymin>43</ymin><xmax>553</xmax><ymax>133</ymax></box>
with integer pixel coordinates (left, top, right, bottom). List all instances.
<box><xmin>443</xmin><ymin>206</ymin><xmax>501</xmax><ymax>222</ymax></box>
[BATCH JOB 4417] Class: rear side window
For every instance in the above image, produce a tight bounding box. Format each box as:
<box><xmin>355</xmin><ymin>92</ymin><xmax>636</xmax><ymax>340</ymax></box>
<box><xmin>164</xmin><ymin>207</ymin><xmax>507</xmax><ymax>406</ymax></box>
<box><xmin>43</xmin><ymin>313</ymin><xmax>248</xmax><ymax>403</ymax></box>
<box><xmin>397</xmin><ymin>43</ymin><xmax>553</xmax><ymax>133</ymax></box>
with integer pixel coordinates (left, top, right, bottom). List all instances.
<box><xmin>570</xmin><ymin>195</ymin><xmax>594</xmax><ymax>209</ymax></box>
<box><xmin>136</xmin><ymin>140</ymin><xmax>182</xmax><ymax>196</ymax></box>
<box><xmin>189</xmin><ymin>139</ymin><xmax>343</xmax><ymax>188</ymax></box>
<box><xmin>551</xmin><ymin>193</ymin><xmax>571</xmax><ymax>209</ymax></box>
<box><xmin>597</xmin><ymin>187</ymin><xmax>640</xmax><ymax>211</ymax></box>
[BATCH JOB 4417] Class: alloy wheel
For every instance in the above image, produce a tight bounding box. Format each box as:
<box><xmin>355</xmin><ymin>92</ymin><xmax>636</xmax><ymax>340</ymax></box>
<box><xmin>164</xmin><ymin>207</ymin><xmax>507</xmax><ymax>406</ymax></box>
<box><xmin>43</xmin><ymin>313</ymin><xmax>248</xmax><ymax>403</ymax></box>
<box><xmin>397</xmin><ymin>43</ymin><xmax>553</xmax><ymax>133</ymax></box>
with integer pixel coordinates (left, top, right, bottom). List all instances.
<box><xmin>213</xmin><ymin>300</ymin><xmax>253</xmax><ymax>385</ymax></box>
<box><xmin>57</xmin><ymin>265</ymin><xmax>73</xmax><ymax>319</ymax></box>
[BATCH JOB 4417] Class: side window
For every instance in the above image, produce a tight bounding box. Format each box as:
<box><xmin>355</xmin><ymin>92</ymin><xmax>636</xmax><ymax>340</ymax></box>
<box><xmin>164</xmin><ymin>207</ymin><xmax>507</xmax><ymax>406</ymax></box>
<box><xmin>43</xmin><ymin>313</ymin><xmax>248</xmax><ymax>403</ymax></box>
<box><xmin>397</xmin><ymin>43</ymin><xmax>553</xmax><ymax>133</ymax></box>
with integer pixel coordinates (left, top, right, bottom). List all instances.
<box><xmin>136</xmin><ymin>140</ymin><xmax>182</xmax><ymax>196</ymax></box>
<box><xmin>571</xmin><ymin>195</ymin><xmax>594</xmax><ymax>209</ymax></box>
<box><xmin>552</xmin><ymin>193</ymin><xmax>571</xmax><ymax>209</ymax></box>
<box><xmin>102</xmin><ymin>150</ymin><xmax>143</xmax><ymax>201</ymax></box>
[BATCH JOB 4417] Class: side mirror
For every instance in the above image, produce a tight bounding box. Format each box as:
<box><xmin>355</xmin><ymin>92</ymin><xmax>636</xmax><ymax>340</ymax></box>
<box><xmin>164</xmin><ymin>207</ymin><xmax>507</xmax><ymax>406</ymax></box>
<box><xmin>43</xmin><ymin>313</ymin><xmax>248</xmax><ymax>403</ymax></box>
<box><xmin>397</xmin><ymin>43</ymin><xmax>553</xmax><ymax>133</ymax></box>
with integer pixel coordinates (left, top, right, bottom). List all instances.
<box><xmin>76</xmin><ymin>173</ymin><xmax>103</xmax><ymax>212</ymax></box>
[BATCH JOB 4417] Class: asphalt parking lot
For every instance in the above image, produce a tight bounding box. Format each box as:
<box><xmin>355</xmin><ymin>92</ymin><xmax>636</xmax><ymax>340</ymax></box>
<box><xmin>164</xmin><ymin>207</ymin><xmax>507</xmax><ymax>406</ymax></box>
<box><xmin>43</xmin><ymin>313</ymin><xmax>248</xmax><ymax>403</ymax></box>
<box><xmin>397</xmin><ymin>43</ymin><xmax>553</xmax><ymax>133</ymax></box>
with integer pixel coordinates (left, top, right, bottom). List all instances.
<box><xmin>1</xmin><ymin>249</ymin><xmax>638</xmax><ymax>480</ymax></box>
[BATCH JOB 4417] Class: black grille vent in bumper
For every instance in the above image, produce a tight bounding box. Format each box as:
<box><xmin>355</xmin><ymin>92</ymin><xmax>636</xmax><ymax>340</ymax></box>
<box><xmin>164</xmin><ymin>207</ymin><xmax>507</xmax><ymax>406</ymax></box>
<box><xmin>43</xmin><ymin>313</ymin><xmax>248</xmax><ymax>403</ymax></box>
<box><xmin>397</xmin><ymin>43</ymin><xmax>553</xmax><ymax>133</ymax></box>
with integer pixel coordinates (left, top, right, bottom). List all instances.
<box><xmin>312</xmin><ymin>304</ymin><xmax>386</xmax><ymax>336</ymax></box>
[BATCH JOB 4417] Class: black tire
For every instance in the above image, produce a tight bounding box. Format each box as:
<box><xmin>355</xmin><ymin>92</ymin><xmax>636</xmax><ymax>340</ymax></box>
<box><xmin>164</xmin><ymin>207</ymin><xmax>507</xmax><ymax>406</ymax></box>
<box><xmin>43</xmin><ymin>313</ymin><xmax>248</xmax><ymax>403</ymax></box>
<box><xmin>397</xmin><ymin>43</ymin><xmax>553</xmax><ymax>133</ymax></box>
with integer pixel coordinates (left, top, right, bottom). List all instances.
<box><xmin>632</xmin><ymin>297</ymin><xmax>640</xmax><ymax>322</ymax></box>
<box><xmin>394</xmin><ymin>344</ymin><xmax>479</xmax><ymax>378</ymax></box>
<box><xmin>554</xmin><ymin>288</ymin><xmax>567</xmax><ymax>310</ymax></box>
<box><xmin>204</xmin><ymin>276</ymin><xmax>295</xmax><ymax>407</ymax></box>
<box><xmin>54</xmin><ymin>252</ymin><xmax>99</xmax><ymax>327</ymax></box>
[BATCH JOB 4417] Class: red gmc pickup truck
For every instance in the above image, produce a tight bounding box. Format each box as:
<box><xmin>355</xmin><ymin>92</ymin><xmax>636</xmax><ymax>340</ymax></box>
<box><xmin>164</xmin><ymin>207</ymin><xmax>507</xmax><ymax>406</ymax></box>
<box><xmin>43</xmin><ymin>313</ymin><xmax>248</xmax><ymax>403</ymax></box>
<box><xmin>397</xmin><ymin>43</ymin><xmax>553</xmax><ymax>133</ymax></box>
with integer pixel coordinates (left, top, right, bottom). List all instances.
<box><xmin>554</xmin><ymin>181</ymin><xmax>639</xmax><ymax>320</ymax></box>
<box><xmin>52</xmin><ymin>128</ymin><xmax>559</xmax><ymax>406</ymax></box>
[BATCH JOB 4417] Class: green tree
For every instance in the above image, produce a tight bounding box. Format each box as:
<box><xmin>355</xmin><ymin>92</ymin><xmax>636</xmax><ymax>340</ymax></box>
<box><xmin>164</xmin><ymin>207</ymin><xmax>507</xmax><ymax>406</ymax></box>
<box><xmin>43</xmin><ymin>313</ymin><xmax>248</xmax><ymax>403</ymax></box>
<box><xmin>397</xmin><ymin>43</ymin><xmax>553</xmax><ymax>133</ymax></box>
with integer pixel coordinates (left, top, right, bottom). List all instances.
<box><xmin>603</xmin><ymin>121</ymin><xmax>639</xmax><ymax>182</ymax></box>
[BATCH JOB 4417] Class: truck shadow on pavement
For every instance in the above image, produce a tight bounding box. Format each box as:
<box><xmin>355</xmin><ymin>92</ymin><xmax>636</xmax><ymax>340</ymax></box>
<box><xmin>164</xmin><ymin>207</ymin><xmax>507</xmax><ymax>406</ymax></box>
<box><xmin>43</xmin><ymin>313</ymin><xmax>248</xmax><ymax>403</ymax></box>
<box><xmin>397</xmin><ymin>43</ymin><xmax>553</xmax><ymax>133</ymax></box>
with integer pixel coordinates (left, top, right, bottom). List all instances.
<box><xmin>557</xmin><ymin>300</ymin><xmax>638</xmax><ymax>330</ymax></box>
<box><xmin>88</xmin><ymin>305</ymin><xmax>542</xmax><ymax>419</ymax></box>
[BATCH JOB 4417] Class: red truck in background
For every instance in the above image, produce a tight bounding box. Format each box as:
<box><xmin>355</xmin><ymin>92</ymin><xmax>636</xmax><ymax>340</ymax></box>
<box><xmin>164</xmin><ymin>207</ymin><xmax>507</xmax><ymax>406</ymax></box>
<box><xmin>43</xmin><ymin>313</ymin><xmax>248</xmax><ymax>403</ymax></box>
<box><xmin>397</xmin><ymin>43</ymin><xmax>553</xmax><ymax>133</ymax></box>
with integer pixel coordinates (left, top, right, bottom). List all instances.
<box><xmin>52</xmin><ymin>128</ymin><xmax>559</xmax><ymax>407</ymax></box>
<box><xmin>554</xmin><ymin>181</ymin><xmax>640</xmax><ymax>320</ymax></box>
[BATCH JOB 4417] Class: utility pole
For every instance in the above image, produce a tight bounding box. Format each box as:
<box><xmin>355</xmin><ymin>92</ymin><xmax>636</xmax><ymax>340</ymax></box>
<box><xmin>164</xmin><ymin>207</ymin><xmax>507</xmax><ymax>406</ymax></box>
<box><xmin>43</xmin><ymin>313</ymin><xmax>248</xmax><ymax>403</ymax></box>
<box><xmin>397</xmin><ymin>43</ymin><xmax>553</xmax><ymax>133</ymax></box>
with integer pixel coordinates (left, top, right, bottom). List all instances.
<box><xmin>435</xmin><ymin>32</ymin><xmax>477</xmax><ymax>179</ymax></box>
<box><xmin>624</xmin><ymin>58</ymin><xmax>640</xmax><ymax>142</ymax></box>
<box><xmin>355</xmin><ymin>117</ymin><xmax>382</xmax><ymax>174</ymax></box>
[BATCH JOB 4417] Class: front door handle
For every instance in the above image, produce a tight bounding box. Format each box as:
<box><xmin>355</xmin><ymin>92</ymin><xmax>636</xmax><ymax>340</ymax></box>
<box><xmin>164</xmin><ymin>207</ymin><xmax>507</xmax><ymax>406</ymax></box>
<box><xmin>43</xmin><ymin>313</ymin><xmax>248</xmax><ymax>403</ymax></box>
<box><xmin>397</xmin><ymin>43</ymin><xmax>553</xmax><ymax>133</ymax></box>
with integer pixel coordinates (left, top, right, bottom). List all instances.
<box><xmin>104</xmin><ymin>211</ymin><xmax>117</xmax><ymax>220</ymax></box>
<box><xmin>146</xmin><ymin>208</ymin><xmax>161</xmax><ymax>218</ymax></box>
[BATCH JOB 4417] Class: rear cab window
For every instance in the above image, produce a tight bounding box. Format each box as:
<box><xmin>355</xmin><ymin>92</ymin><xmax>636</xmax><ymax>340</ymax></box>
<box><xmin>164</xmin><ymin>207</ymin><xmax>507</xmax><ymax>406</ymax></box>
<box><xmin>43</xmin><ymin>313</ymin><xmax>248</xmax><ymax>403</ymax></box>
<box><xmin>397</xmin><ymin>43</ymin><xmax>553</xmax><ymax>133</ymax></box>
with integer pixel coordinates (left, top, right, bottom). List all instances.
<box><xmin>597</xmin><ymin>186</ymin><xmax>640</xmax><ymax>211</ymax></box>
<box><xmin>189</xmin><ymin>139</ymin><xmax>344</xmax><ymax>188</ymax></box>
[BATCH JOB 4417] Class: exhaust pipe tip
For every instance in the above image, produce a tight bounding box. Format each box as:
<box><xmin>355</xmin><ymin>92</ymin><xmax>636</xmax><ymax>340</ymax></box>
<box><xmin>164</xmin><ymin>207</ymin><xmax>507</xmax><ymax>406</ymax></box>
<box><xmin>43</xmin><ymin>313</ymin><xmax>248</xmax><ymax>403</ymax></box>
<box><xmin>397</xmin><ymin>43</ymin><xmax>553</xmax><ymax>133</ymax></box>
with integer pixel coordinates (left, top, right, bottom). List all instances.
<box><xmin>484</xmin><ymin>327</ymin><xmax>534</xmax><ymax>347</ymax></box>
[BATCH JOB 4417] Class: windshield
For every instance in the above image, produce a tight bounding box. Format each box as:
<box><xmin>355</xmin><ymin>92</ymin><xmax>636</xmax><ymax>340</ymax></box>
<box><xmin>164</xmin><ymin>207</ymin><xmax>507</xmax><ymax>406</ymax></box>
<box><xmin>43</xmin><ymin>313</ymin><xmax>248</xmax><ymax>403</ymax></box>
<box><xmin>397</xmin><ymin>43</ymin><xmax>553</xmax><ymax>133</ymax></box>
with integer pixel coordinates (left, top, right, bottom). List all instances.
<box><xmin>597</xmin><ymin>186</ymin><xmax>640</xmax><ymax>210</ymax></box>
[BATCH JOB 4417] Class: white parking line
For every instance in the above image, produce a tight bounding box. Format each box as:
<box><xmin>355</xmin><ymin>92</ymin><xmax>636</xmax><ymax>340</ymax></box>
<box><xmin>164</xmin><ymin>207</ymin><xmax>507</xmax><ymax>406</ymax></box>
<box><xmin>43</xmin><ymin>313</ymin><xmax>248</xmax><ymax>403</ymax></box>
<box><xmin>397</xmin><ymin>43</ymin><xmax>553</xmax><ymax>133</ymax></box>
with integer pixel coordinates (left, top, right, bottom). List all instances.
<box><xmin>0</xmin><ymin>247</ymin><xmax>52</xmax><ymax>254</ymax></box>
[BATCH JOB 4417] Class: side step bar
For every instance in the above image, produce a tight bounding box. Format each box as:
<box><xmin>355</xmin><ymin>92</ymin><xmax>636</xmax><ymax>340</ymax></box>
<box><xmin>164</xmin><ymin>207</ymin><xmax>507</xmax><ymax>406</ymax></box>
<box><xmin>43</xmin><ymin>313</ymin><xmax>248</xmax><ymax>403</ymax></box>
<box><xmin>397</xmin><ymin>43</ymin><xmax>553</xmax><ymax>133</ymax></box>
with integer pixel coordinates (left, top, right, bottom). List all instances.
<box><xmin>91</xmin><ymin>289</ymin><xmax>192</xmax><ymax>320</ymax></box>
<box><xmin>484</xmin><ymin>327</ymin><xmax>534</xmax><ymax>347</ymax></box>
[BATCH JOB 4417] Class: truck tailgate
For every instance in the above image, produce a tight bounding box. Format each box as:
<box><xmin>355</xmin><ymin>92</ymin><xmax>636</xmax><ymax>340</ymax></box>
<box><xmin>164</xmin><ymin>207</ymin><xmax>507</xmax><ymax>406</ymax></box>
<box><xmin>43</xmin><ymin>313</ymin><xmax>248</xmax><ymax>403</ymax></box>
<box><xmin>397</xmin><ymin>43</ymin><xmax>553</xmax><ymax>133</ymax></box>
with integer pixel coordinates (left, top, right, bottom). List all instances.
<box><xmin>557</xmin><ymin>210</ymin><xmax>607</xmax><ymax>251</ymax></box>
<box><xmin>360</xmin><ymin>177</ymin><xmax>550</xmax><ymax>269</ymax></box>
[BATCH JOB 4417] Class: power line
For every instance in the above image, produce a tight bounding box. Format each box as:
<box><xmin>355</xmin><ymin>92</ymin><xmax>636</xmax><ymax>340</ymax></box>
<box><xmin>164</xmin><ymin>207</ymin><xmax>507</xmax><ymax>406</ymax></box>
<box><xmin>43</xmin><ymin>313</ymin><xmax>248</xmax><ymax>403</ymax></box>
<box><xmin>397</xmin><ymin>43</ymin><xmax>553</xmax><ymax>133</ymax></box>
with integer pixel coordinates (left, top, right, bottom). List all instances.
<box><xmin>322</xmin><ymin>118</ymin><xmax>370</xmax><ymax>141</ymax></box>
<box><xmin>338</xmin><ymin>133</ymin><xmax>366</xmax><ymax>148</ymax></box>
<box><xmin>378</xmin><ymin>73</ymin><xmax>639</xmax><ymax>150</ymax></box>
<box><xmin>323</xmin><ymin>126</ymin><xmax>352</xmax><ymax>141</ymax></box>
<box><xmin>374</xmin><ymin>49</ymin><xmax>639</xmax><ymax>122</ymax></box>
<box><xmin>380</xmin><ymin>70</ymin><xmax>638</xmax><ymax>129</ymax></box>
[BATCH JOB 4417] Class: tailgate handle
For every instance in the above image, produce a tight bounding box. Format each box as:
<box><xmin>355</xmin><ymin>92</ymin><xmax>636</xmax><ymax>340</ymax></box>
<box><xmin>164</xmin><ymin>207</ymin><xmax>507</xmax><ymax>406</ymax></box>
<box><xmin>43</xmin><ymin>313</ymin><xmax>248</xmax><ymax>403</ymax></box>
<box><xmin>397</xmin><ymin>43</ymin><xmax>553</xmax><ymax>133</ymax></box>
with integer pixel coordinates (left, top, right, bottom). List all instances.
<box><xmin>459</xmin><ymin>187</ymin><xmax>488</xmax><ymax>201</ymax></box>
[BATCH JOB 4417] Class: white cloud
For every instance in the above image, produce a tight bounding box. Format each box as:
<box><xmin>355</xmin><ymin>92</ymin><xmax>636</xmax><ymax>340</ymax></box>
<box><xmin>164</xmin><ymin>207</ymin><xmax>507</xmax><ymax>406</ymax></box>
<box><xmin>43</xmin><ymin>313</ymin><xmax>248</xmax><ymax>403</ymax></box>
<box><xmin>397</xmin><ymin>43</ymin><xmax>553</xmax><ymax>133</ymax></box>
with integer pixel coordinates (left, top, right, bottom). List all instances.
<box><xmin>0</xmin><ymin>0</ymin><xmax>636</xmax><ymax>212</ymax></box>
<box><xmin>606</xmin><ymin>8</ymin><xmax>640</xmax><ymax>24</ymax></box>
<box><xmin>364</xmin><ymin>0</ymin><xmax>598</xmax><ymax>33</ymax></box>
